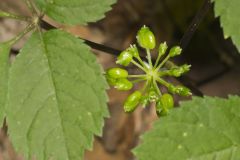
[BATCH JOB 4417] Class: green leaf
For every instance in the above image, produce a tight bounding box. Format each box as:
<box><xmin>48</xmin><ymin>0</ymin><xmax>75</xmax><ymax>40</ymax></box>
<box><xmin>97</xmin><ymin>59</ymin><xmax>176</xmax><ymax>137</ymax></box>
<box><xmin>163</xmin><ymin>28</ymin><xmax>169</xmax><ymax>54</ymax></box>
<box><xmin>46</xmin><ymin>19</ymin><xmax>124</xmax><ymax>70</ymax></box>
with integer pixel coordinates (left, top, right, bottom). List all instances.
<box><xmin>7</xmin><ymin>30</ymin><xmax>109</xmax><ymax>160</ymax></box>
<box><xmin>34</xmin><ymin>0</ymin><xmax>116</xmax><ymax>25</ymax></box>
<box><xmin>212</xmin><ymin>0</ymin><xmax>240</xmax><ymax>52</ymax></box>
<box><xmin>134</xmin><ymin>96</ymin><xmax>240</xmax><ymax>160</ymax></box>
<box><xmin>0</xmin><ymin>42</ymin><xmax>11</xmax><ymax>125</ymax></box>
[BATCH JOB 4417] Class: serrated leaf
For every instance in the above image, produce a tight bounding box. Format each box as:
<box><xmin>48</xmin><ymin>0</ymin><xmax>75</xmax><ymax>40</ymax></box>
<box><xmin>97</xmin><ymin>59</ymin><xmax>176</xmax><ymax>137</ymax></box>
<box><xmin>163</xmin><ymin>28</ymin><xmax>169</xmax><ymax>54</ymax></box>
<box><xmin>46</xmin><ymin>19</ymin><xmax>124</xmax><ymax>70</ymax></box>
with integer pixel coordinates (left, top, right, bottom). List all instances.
<box><xmin>34</xmin><ymin>0</ymin><xmax>116</xmax><ymax>25</ymax></box>
<box><xmin>0</xmin><ymin>42</ymin><xmax>11</xmax><ymax>125</ymax></box>
<box><xmin>6</xmin><ymin>30</ymin><xmax>109</xmax><ymax>160</ymax></box>
<box><xmin>212</xmin><ymin>0</ymin><xmax>240</xmax><ymax>52</ymax></box>
<box><xmin>134</xmin><ymin>96</ymin><xmax>240</xmax><ymax>160</ymax></box>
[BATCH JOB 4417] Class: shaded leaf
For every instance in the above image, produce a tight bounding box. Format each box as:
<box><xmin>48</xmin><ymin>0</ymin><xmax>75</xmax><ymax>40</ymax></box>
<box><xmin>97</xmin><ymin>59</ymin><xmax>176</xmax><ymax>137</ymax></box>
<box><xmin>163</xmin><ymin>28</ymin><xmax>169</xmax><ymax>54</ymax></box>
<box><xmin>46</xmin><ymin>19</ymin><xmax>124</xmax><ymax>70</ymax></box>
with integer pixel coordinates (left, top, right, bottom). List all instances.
<box><xmin>134</xmin><ymin>96</ymin><xmax>240</xmax><ymax>160</ymax></box>
<box><xmin>0</xmin><ymin>42</ymin><xmax>11</xmax><ymax>125</ymax></box>
<box><xmin>213</xmin><ymin>0</ymin><xmax>240</xmax><ymax>52</ymax></box>
<box><xmin>34</xmin><ymin>0</ymin><xmax>116</xmax><ymax>25</ymax></box>
<box><xmin>7</xmin><ymin>30</ymin><xmax>109</xmax><ymax>160</ymax></box>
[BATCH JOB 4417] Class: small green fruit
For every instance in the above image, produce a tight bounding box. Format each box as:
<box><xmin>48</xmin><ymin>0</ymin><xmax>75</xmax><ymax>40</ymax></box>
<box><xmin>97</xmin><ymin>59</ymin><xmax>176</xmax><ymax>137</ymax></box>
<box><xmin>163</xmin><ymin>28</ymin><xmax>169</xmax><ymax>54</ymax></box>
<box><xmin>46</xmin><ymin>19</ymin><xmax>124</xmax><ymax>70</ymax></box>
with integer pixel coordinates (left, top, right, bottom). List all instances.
<box><xmin>124</xmin><ymin>91</ymin><xmax>142</xmax><ymax>112</ymax></box>
<box><xmin>116</xmin><ymin>50</ymin><xmax>133</xmax><ymax>66</ymax></box>
<box><xmin>137</xmin><ymin>26</ymin><xmax>156</xmax><ymax>49</ymax></box>
<box><xmin>107</xmin><ymin>68</ymin><xmax>128</xmax><ymax>79</ymax></box>
<box><xmin>156</xmin><ymin>93</ymin><xmax>174</xmax><ymax>116</ymax></box>
<box><xmin>114</xmin><ymin>78</ymin><xmax>133</xmax><ymax>91</ymax></box>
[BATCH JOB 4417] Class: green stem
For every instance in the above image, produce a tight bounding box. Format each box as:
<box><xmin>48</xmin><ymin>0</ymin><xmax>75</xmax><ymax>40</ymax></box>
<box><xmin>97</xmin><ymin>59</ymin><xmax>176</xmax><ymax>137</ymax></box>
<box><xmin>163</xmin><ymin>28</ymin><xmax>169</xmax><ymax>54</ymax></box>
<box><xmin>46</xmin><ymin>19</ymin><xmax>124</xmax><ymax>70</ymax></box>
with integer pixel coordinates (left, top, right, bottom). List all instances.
<box><xmin>136</xmin><ymin>56</ymin><xmax>147</xmax><ymax>69</ymax></box>
<box><xmin>156</xmin><ymin>54</ymin><xmax>171</xmax><ymax>71</ymax></box>
<box><xmin>0</xmin><ymin>11</ymin><xmax>30</xmax><ymax>21</ymax></box>
<box><xmin>158</xmin><ymin>70</ymin><xmax>171</xmax><ymax>77</ymax></box>
<box><xmin>128</xmin><ymin>74</ymin><xmax>146</xmax><ymax>78</ymax></box>
<box><xmin>156</xmin><ymin>77</ymin><xmax>171</xmax><ymax>88</ymax></box>
<box><xmin>131</xmin><ymin>78</ymin><xmax>146</xmax><ymax>84</ymax></box>
<box><xmin>8</xmin><ymin>23</ymin><xmax>35</xmax><ymax>46</ymax></box>
<box><xmin>141</xmin><ymin>80</ymin><xmax>149</xmax><ymax>93</ymax></box>
<box><xmin>131</xmin><ymin>59</ymin><xmax>147</xmax><ymax>72</ymax></box>
<box><xmin>146</xmin><ymin>49</ymin><xmax>153</xmax><ymax>68</ymax></box>
<box><xmin>153</xmin><ymin>80</ymin><xmax>162</xmax><ymax>96</ymax></box>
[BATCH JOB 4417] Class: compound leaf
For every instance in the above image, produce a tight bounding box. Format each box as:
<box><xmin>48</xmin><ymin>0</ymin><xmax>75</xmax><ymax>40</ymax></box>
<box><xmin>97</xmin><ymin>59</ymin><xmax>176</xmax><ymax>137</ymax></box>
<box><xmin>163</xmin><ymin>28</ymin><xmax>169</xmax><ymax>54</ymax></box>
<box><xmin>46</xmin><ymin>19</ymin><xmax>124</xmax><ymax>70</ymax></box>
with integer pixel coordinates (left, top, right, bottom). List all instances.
<box><xmin>212</xmin><ymin>0</ymin><xmax>240</xmax><ymax>52</ymax></box>
<box><xmin>134</xmin><ymin>96</ymin><xmax>240</xmax><ymax>160</ymax></box>
<box><xmin>7</xmin><ymin>29</ymin><xmax>109</xmax><ymax>160</ymax></box>
<box><xmin>34</xmin><ymin>0</ymin><xmax>116</xmax><ymax>25</ymax></box>
<box><xmin>0</xmin><ymin>42</ymin><xmax>11</xmax><ymax>125</ymax></box>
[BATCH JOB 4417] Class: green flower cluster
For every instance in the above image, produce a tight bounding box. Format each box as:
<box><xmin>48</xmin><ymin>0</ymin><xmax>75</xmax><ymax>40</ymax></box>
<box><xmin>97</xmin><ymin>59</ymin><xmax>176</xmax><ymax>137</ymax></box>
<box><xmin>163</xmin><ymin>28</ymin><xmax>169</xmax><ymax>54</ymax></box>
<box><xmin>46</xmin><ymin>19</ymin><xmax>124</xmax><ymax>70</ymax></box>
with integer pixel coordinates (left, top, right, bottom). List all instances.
<box><xmin>106</xmin><ymin>26</ymin><xmax>192</xmax><ymax>116</ymax></box>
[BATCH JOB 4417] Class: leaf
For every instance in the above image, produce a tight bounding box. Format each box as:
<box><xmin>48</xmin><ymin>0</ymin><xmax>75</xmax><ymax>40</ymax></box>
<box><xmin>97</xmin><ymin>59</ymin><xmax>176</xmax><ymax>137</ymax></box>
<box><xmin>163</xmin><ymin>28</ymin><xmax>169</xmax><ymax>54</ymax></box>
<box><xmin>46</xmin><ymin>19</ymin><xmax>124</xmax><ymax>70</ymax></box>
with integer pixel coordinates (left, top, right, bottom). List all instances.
<box><xmin>134</xmin><ymin>96</ymin><xmax>240</xmax><ymax>160</ymax></box>
<box><xmin>34</xmin><ymin>0</ymin><xmax>116</xmax><ymax>25</ymax></box>
<box><xmin>0</xmin><ymin>42</ymin><xmax>11</xmax><ymax>125</ymax></box>
<box><xmin>212</xmin><ymin>0</ymin><xmax>240</xmax><ymax>52</ymax></box>
<box><xmin>6</xmin><ymin>30</ymin><xmax>109</xmax><ymax>160</ymax></box>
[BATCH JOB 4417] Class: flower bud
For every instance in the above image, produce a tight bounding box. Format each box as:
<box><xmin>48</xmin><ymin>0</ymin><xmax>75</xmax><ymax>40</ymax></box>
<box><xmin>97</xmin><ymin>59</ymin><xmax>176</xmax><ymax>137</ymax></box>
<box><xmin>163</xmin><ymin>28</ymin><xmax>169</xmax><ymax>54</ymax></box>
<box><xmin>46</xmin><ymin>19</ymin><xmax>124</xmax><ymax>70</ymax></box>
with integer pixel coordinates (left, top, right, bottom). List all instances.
<box><xmin>148</xmin><ymin>90</ymin><xmax>158</xmax><ymax>102</ymax></box>
<box><xmin>114</xmin><ymin>78</ymin><xmax>133</xmax><ymax>91</ymax></box>
<box><xmin>124</xmin><ymin>91</ymin><xmax>142</xmax><ymax>112</ymax></box>
<box><xmin>169</xmin><ymin>64</ymin><xmax>191</xmax><ymax>77</ymax></box>
<box><xmin>107</xmin><ymin>68</ymin><xmax>128</xmax><ymax>79</ymax></box>
<box><xmin>169</xmin><ymin>46</ymin><xmax>182</xmax><ymax>57</ymax></box>
<box><xmin>175</xmin><ymin>86</ymin><xmax>192</xmax><ymax>96</ymax></box>
<box><xmin>128</xmin><ymin>45</ymin><xmax>140</xmax><ymax>58</ymax></box>
<box><xmin>137</xmin><ymin>26</ymin><xmax>156</xmax><ymax>49</ymax></box>
<box><xmin>169</xmin><ymin>85</ymin><xmax>192</xmax><ymax>96</ymax></box>
<box><xmin>116</xmin><ymin>50</ymin><xmax>133</xmax><ymax>66</ymax></box>
<box><xmin>158</xmin><ymin>42</ymin><xmax>168</xmax><ymax>57</ymax></box>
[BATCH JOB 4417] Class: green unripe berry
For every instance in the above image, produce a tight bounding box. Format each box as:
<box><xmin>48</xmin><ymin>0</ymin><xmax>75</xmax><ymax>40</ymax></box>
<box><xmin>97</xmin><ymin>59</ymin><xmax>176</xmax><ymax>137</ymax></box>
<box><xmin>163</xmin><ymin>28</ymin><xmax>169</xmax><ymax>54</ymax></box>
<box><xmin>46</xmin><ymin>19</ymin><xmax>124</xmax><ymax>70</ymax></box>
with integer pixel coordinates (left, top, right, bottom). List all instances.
<box><xmin>107</xmin><ymin>68</ymin><xmax>128</xmax><ymax>79</ymax></box>
<box><xmin>128</xmin><ymin>45</ymin><xmax>140</xmax><ymax>58</ymax></box>
<box><xmin>160</xmin><ymin>93</ymin><xmax>174</xmax><ymax>109</ymax></box>
<box><xmin>114</xmin><ymin>78</ymin><xmax>133</xmax><ymax>91</ymax></box>
<box><xmin>124</xmin><ymin>91</ymin><xmax>142</xmax><ymax>112</ymax></box>
<box><xmin>156</xmin><ymin>93</ymin><xmax>174</xmax><ymax>116</ymax></box>
<box><xmin>169</xmin><ymin>46</ymin><xmax>182</xmax><ymax>57</ymax></box>
<box><xmin>140</xmin><ymin>95</ymin><xmax>149</xmax><ymax>107</ymax></box>
<box><xmin>106</xmin><ymin>77</ymin><xmax>117</xmax><ymax>86</ymax></box>
<box><xmin>158</xmin><ymin>42</ymin><xmax>168</xmax><ymax>56</ymax></box>
<box><xmin>116</xmin><ymin>50</ymin><xmax>133</xmax><ymax>66</ymax></box>
<box><xmin>137</xmin><ymin>26</ymin><xmax>156</xmax><ymax>49</ymax></box>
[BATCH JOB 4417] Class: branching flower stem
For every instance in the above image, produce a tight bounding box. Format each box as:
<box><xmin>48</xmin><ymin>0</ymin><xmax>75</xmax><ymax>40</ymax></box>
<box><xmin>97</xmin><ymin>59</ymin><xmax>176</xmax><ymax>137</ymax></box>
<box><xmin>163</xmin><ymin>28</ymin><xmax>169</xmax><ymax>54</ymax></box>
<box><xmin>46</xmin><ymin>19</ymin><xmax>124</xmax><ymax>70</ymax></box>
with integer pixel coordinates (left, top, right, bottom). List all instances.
<box><xmin>8</xmin><ymin>23</ymin><xmax>35</xmax><ymax>46</ymax></box>
<box><xmin>131</xmin><ymin>59</ymin><xmax>147</xmax><ymax>72</ymax></box>
<box><xmin>156</xmin><ymin>54</ymin><xmax>171</xmax><ymax>71</ymax></box>
<box><xmin>0</xmin><ymin>11</ymin><xmax>30</xmax><ymax>22</ymax></box>
<box><xmin>146</xmin><ymin>49</ymin><xmax>153</xmax><ymax>68</ymax></box>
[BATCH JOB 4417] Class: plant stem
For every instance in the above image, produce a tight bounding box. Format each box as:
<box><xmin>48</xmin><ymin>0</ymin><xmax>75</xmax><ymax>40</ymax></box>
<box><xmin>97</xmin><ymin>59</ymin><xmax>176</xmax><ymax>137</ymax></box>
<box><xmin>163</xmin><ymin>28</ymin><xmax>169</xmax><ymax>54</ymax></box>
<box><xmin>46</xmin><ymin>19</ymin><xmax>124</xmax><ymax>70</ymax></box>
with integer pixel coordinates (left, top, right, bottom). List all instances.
<box><xmin>8</xmin><ymin>23</ymin><xmax>35</xmax><ymax>46</ymax></box>
<box><xmin>146</xmin><ymin>49</ymin><xmax>153</xmax><ymax>68</ymax></box>
<box><xmin>156</xmin><ymin>54</ymin><xmax>170</xmax><ymax>71</ymax></box>
<box><xmin>128</xmin><ymin>74</ymin><xmax>146</xmax><ymax>78</ymax></box>
<box><xmin>0</xmin><ymin>11</ymin><xmax>30</xmax><ymax>21</ymax></box>
<box><xmin>153</xmin><ymin>80</ymin><xmax>162</xmax><ymax>96</ymax></box>
<box><xmin>131</xmin><ymin>78</ymin><xmax>146</xmax><ymax>83</ymax></box>
<box><xmin>131</xmin><ymin>59</ymin><xmax>147</xmax><ymax>72</ymax></box>
<box><xmin>136</xmin><ymin>56</ymin><xmax>147</xmax><ymax>69</ymax></box>
<box><xmin>141</xmin><ymin>80</ymin><xmax>149</xmax><ymax>93</ymax></box>
<box><xmin>156</xmin><ymin>77</ymin><xmax>171</xmax><ymax>88</ymax></box>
